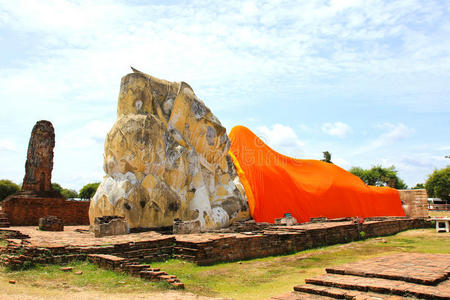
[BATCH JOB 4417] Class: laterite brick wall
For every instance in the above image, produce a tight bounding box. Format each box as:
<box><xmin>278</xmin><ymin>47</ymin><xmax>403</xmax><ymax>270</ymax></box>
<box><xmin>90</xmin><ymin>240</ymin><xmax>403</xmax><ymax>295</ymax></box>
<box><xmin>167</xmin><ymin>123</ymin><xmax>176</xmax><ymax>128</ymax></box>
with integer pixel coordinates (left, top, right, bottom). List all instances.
<box><xmin>2</xmin><ymin>197</ymin><xmax>90</xmax><ymax>226</ymax></box>
<box><xmin>398</xmin><ymin>189</ymin><xmax>428</xmax><ymax>218</ymax></box>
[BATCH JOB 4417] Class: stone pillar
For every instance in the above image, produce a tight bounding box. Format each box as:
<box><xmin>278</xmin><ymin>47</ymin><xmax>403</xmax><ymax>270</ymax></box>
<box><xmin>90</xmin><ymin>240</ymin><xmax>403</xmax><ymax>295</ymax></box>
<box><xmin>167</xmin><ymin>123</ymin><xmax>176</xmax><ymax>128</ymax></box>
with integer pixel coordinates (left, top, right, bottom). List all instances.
<box><xmin>399</xmin><ymin>189</ymin><xmax>428</xmax><ymax>218</ymax></box>
<box><xmin>22</xmin><ymin>120</ymin><xmax>55</xmax><ymax>192</ymax></box>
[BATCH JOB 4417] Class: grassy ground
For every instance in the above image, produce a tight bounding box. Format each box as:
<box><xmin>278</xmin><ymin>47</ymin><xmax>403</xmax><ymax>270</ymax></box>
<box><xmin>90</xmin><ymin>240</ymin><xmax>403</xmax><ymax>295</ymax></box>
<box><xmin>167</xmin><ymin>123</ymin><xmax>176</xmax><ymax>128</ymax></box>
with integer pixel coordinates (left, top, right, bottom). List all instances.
<box><xmin>150</xmin><ymin>229</ymin><xmax>449</xmax><ymax>299</ymax></box>
<box><xmin>1</xmin><ymin>228</ymin><xmax>448</xmax><ymax>299</ymax></box>
<box><xmin>429</xmin><ymin>210</ymin><xmax>450</xmax><ymax>217</ymax></box>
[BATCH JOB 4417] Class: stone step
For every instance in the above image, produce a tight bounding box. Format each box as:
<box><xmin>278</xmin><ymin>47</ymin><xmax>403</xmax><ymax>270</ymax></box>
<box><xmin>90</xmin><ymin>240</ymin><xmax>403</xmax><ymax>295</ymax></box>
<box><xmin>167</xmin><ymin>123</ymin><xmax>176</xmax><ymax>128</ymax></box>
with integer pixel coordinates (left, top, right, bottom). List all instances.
<box><xmin>269</xmin><ymin>291</ymin><xmax>343</xmax><ymax>300</ymax></box>
<box><xmin>326</xmin><ymin>260</ymin><xmax>448</xmax><ymax>285</ymax></box>
<box><xmin>304</xmin><ymin>274</ymin><xmax>450</xmax><ymax>299</ymax></box>
<box><xmin>0</xmin><ymin>211</ymin><xmax>10</xmax><ymax>228</ymax></box>
<box><xmin>293</xmin><ymin>283</ymin><xmax>411</xmax><ymax>299</ymax></box>
<box><xmin>0</xmin><ymin>222</ymin><xmax>10</xmax><ymax>228</ymax></box>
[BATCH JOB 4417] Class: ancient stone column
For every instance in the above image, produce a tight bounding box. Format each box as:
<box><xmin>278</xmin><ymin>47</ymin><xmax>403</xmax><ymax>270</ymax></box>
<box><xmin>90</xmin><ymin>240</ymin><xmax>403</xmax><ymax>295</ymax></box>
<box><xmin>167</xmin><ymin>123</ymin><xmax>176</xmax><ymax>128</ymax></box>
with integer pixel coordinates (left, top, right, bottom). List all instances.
<box><xmin>22</xmin><ymin>120</ymin><xmax>55</xmax><ymax>192</ymax></box>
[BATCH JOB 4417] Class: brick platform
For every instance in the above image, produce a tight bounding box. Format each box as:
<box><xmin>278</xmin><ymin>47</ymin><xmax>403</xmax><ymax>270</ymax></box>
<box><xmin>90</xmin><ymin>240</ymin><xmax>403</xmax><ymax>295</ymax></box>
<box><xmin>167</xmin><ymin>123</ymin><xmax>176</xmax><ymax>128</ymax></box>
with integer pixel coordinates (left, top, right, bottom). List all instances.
<box><xmin>0</xmin><ymin>218</ymin><xmax>431</xmax><ymax>269</ymax></box>
<box><xmin>278</xmin><ymin>253</ymin><xmax>450</xmax><ymax>300</ymax></box>
<box><xmin>326</xmin><ymin>253</ymin><xmax>449</xmax><ymax>285</ymax></box>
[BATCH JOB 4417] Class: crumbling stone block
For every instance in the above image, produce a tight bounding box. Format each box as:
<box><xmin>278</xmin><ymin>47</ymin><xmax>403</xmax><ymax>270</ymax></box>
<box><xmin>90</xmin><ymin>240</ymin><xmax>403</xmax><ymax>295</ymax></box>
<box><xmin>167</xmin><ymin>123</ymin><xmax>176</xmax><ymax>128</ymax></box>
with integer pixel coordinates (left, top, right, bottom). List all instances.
<box><xmin>93</xmin><ymin>216</ymin><xmax>129</xmax><ymax>238</ymax></box>
<box><xmin>39</xmin><ymin>216</ymin><xmax>63</xmax><ymax>231</ymax></box>
<box><xmin>173</xmin><ymin>218</ymin><xmax>201</xmax><ymax>234</ymax></box>
<box><xmin>310</xmin><ymin>217</ymin><xmax>328</xmax><ymax>223</ymax></box>
<box><xmin>399</xmin><ymin>189</ymin><xmax>428</xmax><ymax>218</ymax></box>
<box><xmin>275</xmin><ymin>215</ymin><xmax>298</xmax><ymax>226</ymax></box>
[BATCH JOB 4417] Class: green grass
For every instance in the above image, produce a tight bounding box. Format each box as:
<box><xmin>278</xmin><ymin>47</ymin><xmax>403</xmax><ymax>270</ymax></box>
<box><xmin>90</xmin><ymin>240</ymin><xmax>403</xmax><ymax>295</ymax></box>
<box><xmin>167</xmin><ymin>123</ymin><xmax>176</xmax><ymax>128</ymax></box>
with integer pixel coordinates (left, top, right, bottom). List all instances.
<box><xmin>429</xmin><ymin>210</ymin><xmax>450</xmax><ymax>218</ymax></box>
<box><xmin>150</xmin><ymin>229</ymin><xmax>449</xmax><ymax>299</ymax></box>
<box><xmin>1</xmin><ymin>228</ymin><xmax>448</xmax><ymax>299</ymax></box>
<box><xmin>1</xmin><ymin>260</ymin><xmax>168</xmax><ymax>293</ymax></box>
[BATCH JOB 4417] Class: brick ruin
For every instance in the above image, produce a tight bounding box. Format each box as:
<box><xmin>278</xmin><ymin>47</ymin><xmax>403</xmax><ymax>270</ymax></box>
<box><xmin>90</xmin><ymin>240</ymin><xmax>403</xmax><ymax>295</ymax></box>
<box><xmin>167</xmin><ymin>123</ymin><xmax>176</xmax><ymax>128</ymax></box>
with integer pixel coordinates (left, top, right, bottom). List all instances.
<box><xmin>2</xmin><ymin>120</ymin><xmax>89</xmax><ymax>226</ymax></box>
<box><xmin>21</xmin><ymin>120</ymin><xmax>55</xmax><ymax>192</ymax></box>
<box><xmin>0</xmin><ymin>217</ymin><xmax>431</xmax><ymax>268</ymax></box>
<box><xmin>291</xmin><ymin>253</ymin><xmax>450</xmax><ymax>299</ymax></box>
<box><xmin>398</xmin><ymin>189</ymin><xmax>428</xmax><ymax>218</ymax></box>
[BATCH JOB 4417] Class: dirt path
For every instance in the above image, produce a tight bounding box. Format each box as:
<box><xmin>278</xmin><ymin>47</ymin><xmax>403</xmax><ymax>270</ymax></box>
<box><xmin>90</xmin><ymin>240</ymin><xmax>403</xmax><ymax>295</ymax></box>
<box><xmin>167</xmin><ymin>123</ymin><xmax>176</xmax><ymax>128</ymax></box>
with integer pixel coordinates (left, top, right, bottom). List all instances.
<box><xmin>0</xmin><ymin>277</ymin><xmax>228</xmax><ymax>300</ymax></box>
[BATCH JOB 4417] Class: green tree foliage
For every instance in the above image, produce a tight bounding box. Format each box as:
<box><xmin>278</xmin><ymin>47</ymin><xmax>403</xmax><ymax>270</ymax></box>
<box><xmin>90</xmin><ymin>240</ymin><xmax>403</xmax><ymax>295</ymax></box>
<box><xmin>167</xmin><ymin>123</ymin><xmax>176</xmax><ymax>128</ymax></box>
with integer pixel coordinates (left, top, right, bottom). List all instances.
<box><xmin>52</xmin><ymin>182</ymin><xmax>78</xmax><ymax>199</ymax></box>
<box><xmin>412</xmin><ymin>183</ymin><xmax>425</xmax><ymax>189</ymax></box>
<box><xmin>349</xmin><ymin>165</ymin><xmax>408</xmax><ymax>189</ymax></box>
<box><xmin>425</xmin><ymin>166</ymin><xmax>450</xmax><ymax>202</ymax></box>
<box><xmin>51</xmin><ymin>182</ymin><xmax>63</xmax><ymax>193</ymax></box>
<box><xmin>0</xmin><ymin>179</ymin><xmax>20</xmax><ymax>201</ymax></box>
<box><xmin>79</xmin><ymin>182</ymin><xmax>100</xmax><ymax>200</ymax></box>
<box><xmin>321</xmin><ymin>151</ymin><xmax>333</xmax><ymax>164</ymax></box>
<box><xmin>61</xmin><ymin>189</ymin><xmax>78</xmax><ymax>199</ymax></box>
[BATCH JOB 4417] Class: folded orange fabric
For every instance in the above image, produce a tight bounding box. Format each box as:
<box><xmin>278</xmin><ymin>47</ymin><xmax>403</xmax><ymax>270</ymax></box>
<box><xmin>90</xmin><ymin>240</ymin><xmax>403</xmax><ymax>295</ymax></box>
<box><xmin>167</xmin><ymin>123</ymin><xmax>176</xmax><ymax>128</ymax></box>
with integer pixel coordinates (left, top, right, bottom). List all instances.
<box><xmin>229</xmin><ymin>125</ymin><xmax>405</xmax><ymax>223</ymax></box>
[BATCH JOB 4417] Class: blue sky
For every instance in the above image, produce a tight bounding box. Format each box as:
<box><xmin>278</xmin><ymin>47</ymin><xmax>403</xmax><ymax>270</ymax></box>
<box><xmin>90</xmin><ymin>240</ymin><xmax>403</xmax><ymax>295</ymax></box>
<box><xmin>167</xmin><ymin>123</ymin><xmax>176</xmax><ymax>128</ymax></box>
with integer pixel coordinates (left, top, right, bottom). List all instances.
<box><xmin>0</xmin><ymin>0</ymin><xmax>449</xmax><ymax>191</ymax></box>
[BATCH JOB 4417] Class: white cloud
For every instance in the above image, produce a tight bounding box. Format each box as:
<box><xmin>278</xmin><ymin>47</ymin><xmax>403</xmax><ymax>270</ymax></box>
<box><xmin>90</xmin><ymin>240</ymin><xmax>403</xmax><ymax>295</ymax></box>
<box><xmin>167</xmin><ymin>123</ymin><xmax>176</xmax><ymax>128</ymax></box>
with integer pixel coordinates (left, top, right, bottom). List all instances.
<box><xmin>356</xmin><ymin>123</ymin><xmax>415</xmax><ymax>154</ymax></box>
<box><xmin>0</xmin><ymin>139</ymin><xmax>17</xmax><ymax>152</ymax></box>
<box><xmin>59</xmin><ymin>120</ymin><xmax>113</xmax><ymax>150</ymax></box>
<box><xmin>333</xmin><ymin>157</ymin><xmax>351</xmax><ymax>169</ymax></box>
<box><xmin>438</xmin><ymin>145</ymin><xmax>450</xmax><ymax>151</ymax></box>
<box><xmin>321</xmin><ymin>122</ymin><xmax>351</xmax><ymax>138</ymax></box>
<box><xmin>257</xmin><ymin>124</ymin><xmax>304</xmax><ymax>157</ymax></box>
<box><xmin>375</xmin><ymin>153</ymin><xmax>448</xmax><ymax>187</ymax></box>
<box><xmin>84</xmin><ymin>120</ymin><xmax>114</xmax><ymax>143</ymax></box>
<box><xmin>0</xmin><ymin>0</ymin><xmax>449</xmax><ymax>190</ymax></box>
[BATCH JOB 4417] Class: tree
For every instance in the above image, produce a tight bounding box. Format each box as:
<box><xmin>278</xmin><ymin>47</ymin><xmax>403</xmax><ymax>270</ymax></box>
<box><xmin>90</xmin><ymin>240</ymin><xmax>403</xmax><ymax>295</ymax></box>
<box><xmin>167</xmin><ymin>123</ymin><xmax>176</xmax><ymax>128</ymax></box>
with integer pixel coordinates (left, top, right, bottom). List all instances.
<box><xmin>425</xmin><ymin>166</ymin><xmax>450</xmax><ymax>202</ymax></box>
<box><xmin>321</xmin><ymin>151</ymin><xmax>333</xmax><ymax>164</ymax></box>
<box><xmin>412</xmin><ymin>183</ymin><xmax>425</xmax><ymax>189</ymax></box>
<box><xmin>79</xmin><ymin>182</ymin><xmax>100</xmax><ymax>200</ymax></box>
<box><xmin>61</xmin><ymin>189</ymin><xmax>78</xmax><ymax>199</ymax></box>
<box><xmin>52</xmin><ymin>183</ymin><xmax>63</xmax><ymax>193</ymax></box>
<box><xmin>349</xmin><ymin>165</ymin><xmax>407</xmax><ymax>189</ymax></box>
<box><xmin>52</xmin><ymin>182</ymin><xmax>78</xmax><ymax>199</ymax></box>
<box><xmin>0</xmin><ymin>179</ymin><xmax>20</xmax><ymax>201</ymax></box>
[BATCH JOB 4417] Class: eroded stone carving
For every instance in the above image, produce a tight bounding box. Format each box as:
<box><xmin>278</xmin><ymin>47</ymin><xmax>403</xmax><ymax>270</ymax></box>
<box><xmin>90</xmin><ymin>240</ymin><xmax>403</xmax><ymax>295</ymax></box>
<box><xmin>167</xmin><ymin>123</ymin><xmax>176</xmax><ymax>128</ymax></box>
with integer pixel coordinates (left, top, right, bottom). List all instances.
<box><xmin>89</xmin><ymin>68</ymin><xmax>248</xmax><ymax>229</ymax></box>
<box><xmin>22</xmin><ymin>120</ymin><xmax>55</xmax><ymax>191</ymax></box>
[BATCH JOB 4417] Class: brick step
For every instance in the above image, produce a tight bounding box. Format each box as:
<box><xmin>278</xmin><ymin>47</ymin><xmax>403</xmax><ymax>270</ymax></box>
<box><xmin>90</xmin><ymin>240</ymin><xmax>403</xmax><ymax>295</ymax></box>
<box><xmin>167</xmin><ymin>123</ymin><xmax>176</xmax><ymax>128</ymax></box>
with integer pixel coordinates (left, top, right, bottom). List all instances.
<box><xmin>0</xmin><ymin>211</ymin><xmax>10</xmax><ymax>227</ymax></box>
<box><xmin>87</xmin><ymin>254</ymin><xmax>184</xmax><ymax>289</ymax></box>
<box><xmin>293</xmin><ymin>283</ymin><xmax>411</xmax><ymax>299</ymax></box>
<box><xmin>270</xmin><ymin>291</ymin><xmax>335</xmax><ymax>299</ymax></box>
<box><xmin>304</xmin><ymin>274</ymin><xmax>450</xmax><ymax>299</ymax></box>
<box><xmin>326</xmin><ymin>265</ymin><xmax>448</xmax><ymax>285</ymax></box>
<box><xmin>115</xmin><ymin>249</ymin><xmax>172</xmax><ymax>261</ymax></box>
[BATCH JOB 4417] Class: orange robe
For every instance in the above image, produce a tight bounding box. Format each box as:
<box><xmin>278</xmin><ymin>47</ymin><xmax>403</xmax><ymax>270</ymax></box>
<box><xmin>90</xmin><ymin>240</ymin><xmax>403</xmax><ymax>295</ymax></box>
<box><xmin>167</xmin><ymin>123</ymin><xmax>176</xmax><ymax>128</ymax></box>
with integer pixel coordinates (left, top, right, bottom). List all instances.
<box><xmin>229</xmin><ymin>125</ymin><xmax>405</xmax><ymax>223</ymax></box>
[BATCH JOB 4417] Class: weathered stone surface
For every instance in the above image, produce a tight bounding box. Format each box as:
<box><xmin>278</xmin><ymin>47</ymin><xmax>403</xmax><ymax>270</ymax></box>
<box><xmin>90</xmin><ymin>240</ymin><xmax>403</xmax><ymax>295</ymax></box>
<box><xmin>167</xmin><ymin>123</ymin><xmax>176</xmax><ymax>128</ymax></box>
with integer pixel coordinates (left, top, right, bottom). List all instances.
<box><xmin>399</xmin><ymin>189</ymin><xmax>428</xmax><ymax>218</ymax></box>
<box><xmin>275</xmin><ymin>215</ymin><xmax>298</xmax><ymax>226</ymax></box>
<box><xmin>173</xmin><ymin>218</ymin><xmax>202</xmax><ymax>234</ymax></box>
<box><xmin>93</xmin><ymin>216</ymin><xmax>129</xmax><ymax>237</ymax></box>
<box><xmin>89</xmin><ymin>68</ymin><xmax>249</xmax><ymax>229</ymax></box>
<box><xmin>22</xmin><ymin>120</ymin><xmax>55</xmax><ymax>192</ymax></box>
<box><xmin>39</xmin><ymin>215</ymin><xmax>64</xmax><ymax>231</ymax></box>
